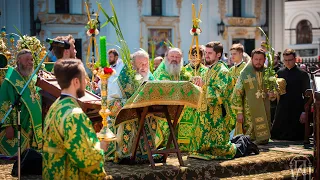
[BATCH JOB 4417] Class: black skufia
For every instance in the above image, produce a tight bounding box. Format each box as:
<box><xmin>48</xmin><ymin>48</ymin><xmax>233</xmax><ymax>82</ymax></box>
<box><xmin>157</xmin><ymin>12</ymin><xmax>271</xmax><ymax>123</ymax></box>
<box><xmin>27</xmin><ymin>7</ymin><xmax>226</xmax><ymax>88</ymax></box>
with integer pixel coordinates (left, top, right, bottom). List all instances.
<box><xmin>11</xmin><ymin>148</ymin><xmax>42</xmax><ymax>176</ymax></box>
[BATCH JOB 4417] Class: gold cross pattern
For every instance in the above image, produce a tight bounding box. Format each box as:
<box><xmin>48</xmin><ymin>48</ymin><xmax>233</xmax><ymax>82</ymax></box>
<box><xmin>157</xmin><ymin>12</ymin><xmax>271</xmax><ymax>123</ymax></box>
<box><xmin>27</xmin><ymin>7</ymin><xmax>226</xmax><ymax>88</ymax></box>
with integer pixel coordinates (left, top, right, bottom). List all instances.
<box><xmin>244</xmin><ymin>74</ymin><xmax>256</xmax><ymax>89</ymax></box>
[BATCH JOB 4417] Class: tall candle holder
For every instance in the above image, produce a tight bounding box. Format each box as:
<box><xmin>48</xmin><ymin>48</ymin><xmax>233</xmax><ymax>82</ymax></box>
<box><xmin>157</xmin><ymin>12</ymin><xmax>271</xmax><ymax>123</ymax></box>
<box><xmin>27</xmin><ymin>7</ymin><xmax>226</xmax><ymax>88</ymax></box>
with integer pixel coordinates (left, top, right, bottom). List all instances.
<box><xmin>96</xmin><ymin>68</ymin><xmax>116</xmax><ymax>141</ymax></box>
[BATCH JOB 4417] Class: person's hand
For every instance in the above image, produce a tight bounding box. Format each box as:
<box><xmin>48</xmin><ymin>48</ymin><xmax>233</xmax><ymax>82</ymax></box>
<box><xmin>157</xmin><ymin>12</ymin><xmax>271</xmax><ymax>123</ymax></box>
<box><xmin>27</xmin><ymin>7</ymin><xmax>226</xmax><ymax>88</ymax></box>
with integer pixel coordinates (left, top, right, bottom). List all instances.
<box><xmin>299</xmin><ymin>112</ymin><xmax>306</xmax><ymax>124</ymax></box>
<box><xmin>192</xmin><ymin>76</ymin><xmax>204</xmax><ymax>87</ymax></box>
<box><xmin>100</xmin><ymin>140</ymin><xmax>110</xmax><ymax>152</ymax></box>
<box><xmin>5</xmin><ymin>126</ymin><xmax>14</xmax><ymax>140</ymax></box>
<box><xmin>237</xmin><ymin>113</ymin><xmax>244</xmax><ymax>123</ymax></box>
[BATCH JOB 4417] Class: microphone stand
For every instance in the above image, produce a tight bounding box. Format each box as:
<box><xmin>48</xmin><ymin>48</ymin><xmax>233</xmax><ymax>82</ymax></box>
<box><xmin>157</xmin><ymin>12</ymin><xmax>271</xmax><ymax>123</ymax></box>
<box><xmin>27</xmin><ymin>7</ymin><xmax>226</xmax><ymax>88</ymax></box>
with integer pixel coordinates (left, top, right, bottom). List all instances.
<box><xmin>0</xmin><ymin>51</ymin><xmax>50</xmax><ymax>180</ymax></box>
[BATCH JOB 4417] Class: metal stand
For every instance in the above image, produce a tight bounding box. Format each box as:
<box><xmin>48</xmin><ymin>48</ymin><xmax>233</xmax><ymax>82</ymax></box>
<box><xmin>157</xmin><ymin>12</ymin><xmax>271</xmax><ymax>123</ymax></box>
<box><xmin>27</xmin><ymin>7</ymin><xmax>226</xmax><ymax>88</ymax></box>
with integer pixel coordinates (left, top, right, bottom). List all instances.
<box><xmin>16</xmin><ymin>101</ymin><xmax>21</xmax><ymax>180</ymax></box>
<box><xmin>0</xmin><ymin>50</ymin><xmax>50</xmax><ymax>180</ymax></box>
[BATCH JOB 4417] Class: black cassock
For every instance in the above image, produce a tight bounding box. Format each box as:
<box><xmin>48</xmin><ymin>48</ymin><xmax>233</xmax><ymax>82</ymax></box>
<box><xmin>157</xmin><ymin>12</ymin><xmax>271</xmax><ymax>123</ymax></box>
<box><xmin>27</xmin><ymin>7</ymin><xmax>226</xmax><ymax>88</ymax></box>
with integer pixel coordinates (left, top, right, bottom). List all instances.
<box><xmin>271</xmin><ymin>65</ymin><xmax>310</xmax><ymax>141</ymax></box>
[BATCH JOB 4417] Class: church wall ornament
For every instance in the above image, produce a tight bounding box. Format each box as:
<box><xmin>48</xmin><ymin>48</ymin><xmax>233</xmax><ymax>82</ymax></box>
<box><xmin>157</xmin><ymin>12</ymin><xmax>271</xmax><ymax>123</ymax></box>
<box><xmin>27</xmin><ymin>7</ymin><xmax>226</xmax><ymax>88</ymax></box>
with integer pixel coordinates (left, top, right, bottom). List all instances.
<box><xmin>37</xmin><ymin>0</ymin><xmax>87</xmax><ymax>24</ymax></box>
<box><xmin>140</xmin><ymin>16</ymin><xmax>181</xmax><ymax>49</ymax></box>
<box><xmin>176</xmin><ymin>0</ymin><xmax>183</xmax><ymax>16</ymax></box>
<box><xmin>254</xmin><ymin>0</ymin><xmax>262</xmax><ymax>22</ymax></box>
<box><xmin>218</xmin><ymin>0</ymin><xmax>226</xmax><ymax>20</ymax></box>
<box><xmin>226</xmin><ymin>17</ymin><xmax>256</xmax><ymax>27</ymax></box>
<box><xmin>137</xmin><ymin>0</ymin><xmax>143</xmax><ymax>16</ymax></box>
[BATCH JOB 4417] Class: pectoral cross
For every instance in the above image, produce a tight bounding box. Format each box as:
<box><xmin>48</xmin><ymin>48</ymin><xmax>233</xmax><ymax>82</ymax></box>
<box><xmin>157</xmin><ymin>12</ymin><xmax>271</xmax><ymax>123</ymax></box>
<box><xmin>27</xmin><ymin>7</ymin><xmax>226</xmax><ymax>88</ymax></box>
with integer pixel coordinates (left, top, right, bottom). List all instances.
<box><xmin>244</xmin><ymin>75</ymin><xmax>256</xmax><ymax>89</ymax></box>
<box><xmin>255</xmin><ymin>90</ymin><xmax>266</xmax><ymax>99</ymax></box>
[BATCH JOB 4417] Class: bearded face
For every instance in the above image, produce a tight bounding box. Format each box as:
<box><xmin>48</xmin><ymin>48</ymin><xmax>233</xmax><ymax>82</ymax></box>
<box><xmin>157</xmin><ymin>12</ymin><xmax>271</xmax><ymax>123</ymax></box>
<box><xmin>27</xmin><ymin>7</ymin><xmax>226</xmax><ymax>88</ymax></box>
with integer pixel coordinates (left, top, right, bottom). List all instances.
<box><xmin>165</xmin><ymin>57</ymin><xmax>183</xmax><ymax>76</ymax></box>
<box><xmin>165</xmin><ymin>51</ymin><xmax>183</xmax><ymax>76</ymax></box>
<box><xmin>17</xmin><ymin>53</ymin><xmax>34</xmax><ymax>77</ymax></box>
<box><xmin>76</xmin><ymin>70</ymin><xmax>86</xmax><ymax>98</ymax></box>
<box><xmin>252</xmin><ymin>53</ymin><xmax>265</xmax><ymax>71</ymax></box>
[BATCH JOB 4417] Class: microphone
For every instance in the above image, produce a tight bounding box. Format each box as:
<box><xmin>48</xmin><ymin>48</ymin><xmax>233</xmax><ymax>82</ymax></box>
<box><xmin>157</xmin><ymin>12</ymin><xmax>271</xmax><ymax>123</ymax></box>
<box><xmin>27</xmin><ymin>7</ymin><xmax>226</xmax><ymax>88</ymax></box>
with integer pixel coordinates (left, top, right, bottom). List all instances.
<box><xmin>46</xmin><ymin>38</ymin><xmax>70</xmax><ymax>49</ymax></box>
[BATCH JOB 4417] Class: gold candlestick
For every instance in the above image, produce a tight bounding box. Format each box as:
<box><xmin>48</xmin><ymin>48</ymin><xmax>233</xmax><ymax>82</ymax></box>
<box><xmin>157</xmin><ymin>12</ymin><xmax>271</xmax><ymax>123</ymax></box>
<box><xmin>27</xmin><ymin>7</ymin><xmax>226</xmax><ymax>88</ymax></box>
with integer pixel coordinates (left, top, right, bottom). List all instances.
<box><xmin>97</xmin><ymin>73</ymin><xmax>117</xmax><ymax>141</ymax></box>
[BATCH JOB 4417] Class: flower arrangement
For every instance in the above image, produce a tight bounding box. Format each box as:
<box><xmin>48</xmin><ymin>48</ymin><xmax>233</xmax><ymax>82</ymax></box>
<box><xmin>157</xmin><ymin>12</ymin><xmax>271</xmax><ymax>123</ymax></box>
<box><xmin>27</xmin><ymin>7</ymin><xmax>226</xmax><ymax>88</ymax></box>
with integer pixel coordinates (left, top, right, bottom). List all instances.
<box><xmin>188</xmin><ymin>4</ymin><xmax>203</xmax><ymax>76</ymax></box>
<box><xmin>14</xmin><ymin>25</ymin><xmax>44</xmax><ymax>69</ymax></box>
<box><xmin>189</xmin><ymin>25</ymin><xmax>202</xmax><ymax>36</ymax></box>
<box><xmin>85</xmin><ymin>19</ymin><xmax>100</xmax><ymax>36</ymax></box>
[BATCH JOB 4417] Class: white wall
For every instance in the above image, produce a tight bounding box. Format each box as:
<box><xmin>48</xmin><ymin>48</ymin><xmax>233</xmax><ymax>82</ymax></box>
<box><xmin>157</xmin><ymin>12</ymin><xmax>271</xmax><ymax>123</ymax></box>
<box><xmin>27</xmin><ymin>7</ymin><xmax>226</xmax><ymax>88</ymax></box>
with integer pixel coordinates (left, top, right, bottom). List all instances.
<box><xmin>284</xmin><ymin>0</ymin><xmax>320</xmax><ymax>50</ymax></box>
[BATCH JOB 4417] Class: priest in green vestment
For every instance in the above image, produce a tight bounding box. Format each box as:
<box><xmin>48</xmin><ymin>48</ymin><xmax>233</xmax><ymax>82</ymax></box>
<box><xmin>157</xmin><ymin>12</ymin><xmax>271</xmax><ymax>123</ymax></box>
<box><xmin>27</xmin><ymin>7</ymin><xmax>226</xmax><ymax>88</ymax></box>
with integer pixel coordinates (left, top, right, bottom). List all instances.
<box><xmin>43</xmin><ymin>59</ymin><xmax>107</xmax><ymax>179</ymax></box>
<box><xmin>105</xmin><ymin>50</ymin><xmax>158</xmax><ymax>162</ymax></box>
<box><xmin>176</xmin><ymin>46</ymin><xmax>207</xmax><ymax>151</ymax></box>
<box><xmin>231</xmin><ymin>48</ymin><xmax>276</xmax><ymax>144</ymax></box>
<box><xmin>0</xmin><ymin>49</ymin><xmax>42</xmax><ymax>156</ymax></box>
<box><xmin>189</xmin><ymin>41</ymin><xmax>237</xmax><ymax>160</ymax></box>
<box><xmin>153</xmin><ymin>48</ymin><xmax>192</xmax><ymax>148</ymax></box>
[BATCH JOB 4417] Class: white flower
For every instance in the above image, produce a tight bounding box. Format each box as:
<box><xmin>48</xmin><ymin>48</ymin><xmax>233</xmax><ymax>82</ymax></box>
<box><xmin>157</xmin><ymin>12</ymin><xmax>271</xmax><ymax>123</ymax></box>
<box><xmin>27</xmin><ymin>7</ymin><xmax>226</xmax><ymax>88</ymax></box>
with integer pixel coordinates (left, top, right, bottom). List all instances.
<box><xmin>190</xmin><ymin>29</ymin><xmax>194</xmax><ymax>36</ymax></box>
<box><xmin>196</xmin><ymin>28</ymin><xmax>201</xmax><ymax>35</ymax></box>
<box><xmin>93</xmin><ymin>70</ymin><xmax>97</xmax><ymax>75</ymax></box>
<box><xmin>86</xmin><ymin>30</ymin><xmax>92</xmax><ymax>36</ymax></box>
<box><xmin>135</xmin><ymin>74</ymin><xmax>143</xmax><ymax>81</ymax></box>
<box><xmin>95</xmin><ymin>29</ymin><xmax>99</xmax><ymax>35</ymax></box>
<box><xmin>268</xmin><ymin>76</ymin><xmax>276</xmax><ymax>81</ymax></box>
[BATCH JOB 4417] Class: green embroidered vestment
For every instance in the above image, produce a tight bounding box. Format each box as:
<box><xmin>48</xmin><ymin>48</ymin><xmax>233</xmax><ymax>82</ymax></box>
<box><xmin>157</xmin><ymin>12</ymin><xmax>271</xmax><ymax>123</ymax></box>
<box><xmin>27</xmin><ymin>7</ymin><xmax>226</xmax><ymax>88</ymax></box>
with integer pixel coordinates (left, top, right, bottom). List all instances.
<box><xmin>43</xmin><ymin>97</ymin><xmax>106</xmax><ymax>180</ymax></box>
<box><xmin>0</xmin><ymin>66</ymin><xmax>42</xmax><ymax>156</ymax></box>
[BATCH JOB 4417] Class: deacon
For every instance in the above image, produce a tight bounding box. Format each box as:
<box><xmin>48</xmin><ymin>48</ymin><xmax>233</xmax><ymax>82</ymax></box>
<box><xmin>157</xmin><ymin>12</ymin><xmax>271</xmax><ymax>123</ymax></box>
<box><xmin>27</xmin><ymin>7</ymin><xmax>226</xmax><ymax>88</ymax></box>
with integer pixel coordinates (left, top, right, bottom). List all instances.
<box><xmin>271</xmin><ymin>49</ymin><xmax>310</xmax><ymax>141</ymax></box>
<box><xmin>42</xmin><ymin>59</ymin><xmax>107</xmax><ymax>179</ymax></box>
<box><xmin>232</xmin><ymin>48</ymin><xmax>276</xmax><ymax>144</ymax></box>
<box><xmin>229</xmin><ymin>43</ymin><xmax>246</xmax><ymax>87</ymax></box>
<box><xmin>189</xmin><ymin>41</ymin><xmax>237</xmax><ymax>160</ymax></box>
<box><xmin>52</xmin><ymin>34</ymin><xmax>77</xmax><ymax>60</ymax></box>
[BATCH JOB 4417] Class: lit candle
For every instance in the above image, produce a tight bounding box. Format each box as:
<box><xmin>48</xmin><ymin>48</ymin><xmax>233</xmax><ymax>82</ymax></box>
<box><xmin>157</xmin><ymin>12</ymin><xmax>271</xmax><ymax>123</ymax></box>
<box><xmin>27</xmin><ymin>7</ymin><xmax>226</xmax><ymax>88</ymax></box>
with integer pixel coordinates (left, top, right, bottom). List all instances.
<box><xmin>100</xmin><ymin>36</ymin><xmax>107</xmax><ymax>67</ymax></box>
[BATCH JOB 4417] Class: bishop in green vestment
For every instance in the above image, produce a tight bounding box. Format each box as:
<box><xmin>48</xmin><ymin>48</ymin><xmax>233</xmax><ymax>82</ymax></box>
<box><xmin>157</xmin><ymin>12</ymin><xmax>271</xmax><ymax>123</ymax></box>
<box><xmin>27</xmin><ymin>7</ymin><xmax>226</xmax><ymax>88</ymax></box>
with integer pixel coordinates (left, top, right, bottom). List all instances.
<box><xmin>153</xmin><ymin>48</ymin><xmax>192</xmax><ymax>148</ymax></box>
<box><xmin>189</xmin><ymin>42</ymin><xmax>237</xmax><ymax>160</ymax></box>
<box><xmin>176</xmin><ymin>46</ymin><xmax>208</xmax><ymax>152</ymax></box>
<box><xmin>0</xmin><ymin>50</ymin><xmax>42</xmax><ymax>156</ymax></box>
<box><xmin>105</xmin><ymin>50</ymin><xmax>159</xmax><ymax>162</ymax></box>
<box><xmin>231</xmin><ymin>49</ymin><xmax>275</xmax><ymax>144</ymax></box>
<box><xmin>43</xmin><ymin>59</ymin><xmax>106</xmax><ymax>180</ymax></box>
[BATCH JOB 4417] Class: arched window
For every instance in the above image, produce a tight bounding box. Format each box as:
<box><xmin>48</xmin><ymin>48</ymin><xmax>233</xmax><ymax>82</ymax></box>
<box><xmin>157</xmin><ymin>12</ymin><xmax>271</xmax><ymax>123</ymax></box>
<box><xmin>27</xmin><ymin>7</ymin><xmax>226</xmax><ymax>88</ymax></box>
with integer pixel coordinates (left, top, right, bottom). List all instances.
<box><xmin>296</xmin><ymin>20</ymin><xmax>312</xmax><ymax>44</ymax></box>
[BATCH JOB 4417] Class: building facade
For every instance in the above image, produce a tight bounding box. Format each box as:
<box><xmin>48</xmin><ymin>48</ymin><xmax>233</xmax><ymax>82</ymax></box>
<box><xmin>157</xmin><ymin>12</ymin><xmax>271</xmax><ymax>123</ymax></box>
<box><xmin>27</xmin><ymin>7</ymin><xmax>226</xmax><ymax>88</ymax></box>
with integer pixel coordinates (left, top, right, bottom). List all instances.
<box><xmin>0</xmin><ymin>0</ymin><xmax>285</xmax><ymax>64</ymax></box>
<box><xmin>285</xmin><ymin>0</ymin><xmax>320</xmax><ymax>61</ymax></box>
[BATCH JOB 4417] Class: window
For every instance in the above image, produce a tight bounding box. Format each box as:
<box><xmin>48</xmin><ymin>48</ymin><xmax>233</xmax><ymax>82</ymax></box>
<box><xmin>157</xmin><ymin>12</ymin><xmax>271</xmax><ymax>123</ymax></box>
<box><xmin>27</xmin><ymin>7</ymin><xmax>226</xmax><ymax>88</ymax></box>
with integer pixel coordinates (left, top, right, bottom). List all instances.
<box><xmin>55</xmin><ymin>0</ymin><xmax>69</xmax><ymax>14</ymax></box>
<box><xmin>75</xmin><ymin>39</ymin><xmax>82</xmax><ymax>60</ymax></box>
<box><xmin>296</xmin><ymin>20</ymin><xmax>312</xmax><ymax>44</ymax></box>
<box><xmin>233</xmin><ymin>0</ymin><xmax>242</xmax><ymax>17</ymax></box>
<box><xmin>152</xmin><ymin>0</ymin><xmax>162</xmax><ymax>16</ymax></box>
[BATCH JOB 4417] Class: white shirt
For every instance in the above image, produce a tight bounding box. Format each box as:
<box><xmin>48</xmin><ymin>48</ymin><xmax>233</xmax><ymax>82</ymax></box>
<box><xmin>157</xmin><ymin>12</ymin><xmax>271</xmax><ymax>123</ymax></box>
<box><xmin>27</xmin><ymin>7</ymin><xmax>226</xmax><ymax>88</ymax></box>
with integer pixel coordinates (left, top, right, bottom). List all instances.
<box><xmin>98</xmin><ymin>59</ymin><xmax>124</xmax><ymax>100</ymax></box>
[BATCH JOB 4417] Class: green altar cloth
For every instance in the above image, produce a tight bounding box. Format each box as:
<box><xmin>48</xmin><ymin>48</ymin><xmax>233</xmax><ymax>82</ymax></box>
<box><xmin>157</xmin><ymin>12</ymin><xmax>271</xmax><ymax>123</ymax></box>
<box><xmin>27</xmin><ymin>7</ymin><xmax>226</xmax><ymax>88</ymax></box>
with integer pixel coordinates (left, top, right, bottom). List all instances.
<box><xmin>115</xmin><ymin>81</ymin><xmax>201</xmax><ymax>148</ymax></box>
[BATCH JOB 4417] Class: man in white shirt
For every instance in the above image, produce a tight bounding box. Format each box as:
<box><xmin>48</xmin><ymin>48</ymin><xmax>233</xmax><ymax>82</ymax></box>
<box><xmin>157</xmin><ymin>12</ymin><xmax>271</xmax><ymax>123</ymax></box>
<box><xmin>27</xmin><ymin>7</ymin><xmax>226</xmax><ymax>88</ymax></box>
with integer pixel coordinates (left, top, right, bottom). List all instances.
<box><xmin>98</xmin><ymin>49</ymin><xmax>124</xmax><ymax>99</ymax></box>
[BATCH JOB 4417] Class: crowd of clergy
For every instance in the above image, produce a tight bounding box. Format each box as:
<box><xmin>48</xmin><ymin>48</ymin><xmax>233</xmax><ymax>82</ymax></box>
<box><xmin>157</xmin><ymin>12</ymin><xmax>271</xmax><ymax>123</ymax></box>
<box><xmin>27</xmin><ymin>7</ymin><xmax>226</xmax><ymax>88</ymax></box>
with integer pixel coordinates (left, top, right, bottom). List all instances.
<box><xmin>0</xmin><ymin>34</ymin><xmax>311</xmax><ymax>179</ymax></box>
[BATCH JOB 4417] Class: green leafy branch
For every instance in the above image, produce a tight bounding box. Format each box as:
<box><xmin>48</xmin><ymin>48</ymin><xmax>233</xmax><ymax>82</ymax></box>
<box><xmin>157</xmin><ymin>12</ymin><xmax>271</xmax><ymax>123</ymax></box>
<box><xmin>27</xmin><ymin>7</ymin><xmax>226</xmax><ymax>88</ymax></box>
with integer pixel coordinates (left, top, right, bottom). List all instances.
<box><xmin>99</xmin><ymin>0</ymin><xmax>135</xmax><ymax>80</ymax></box>
<box><xmin>257</xmin><ymin>27</ymin><xmax>277</xmax><ymax>92</ymax></box>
